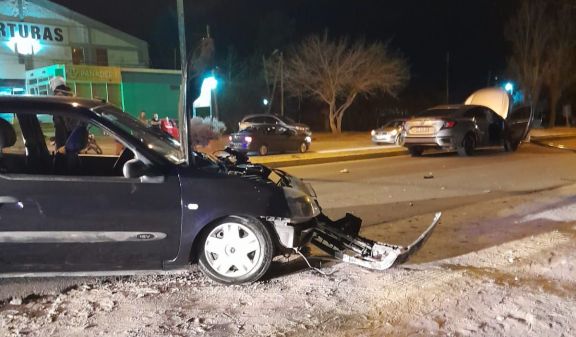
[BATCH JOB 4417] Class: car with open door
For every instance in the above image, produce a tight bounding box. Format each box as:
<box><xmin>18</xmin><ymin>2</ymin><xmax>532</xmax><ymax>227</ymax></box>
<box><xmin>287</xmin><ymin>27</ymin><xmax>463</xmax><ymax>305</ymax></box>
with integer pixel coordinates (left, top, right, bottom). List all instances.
<box><xmin>402</xmin><ymin>88</ymin><xmax>532</xmax><ymax>156</ymax></box>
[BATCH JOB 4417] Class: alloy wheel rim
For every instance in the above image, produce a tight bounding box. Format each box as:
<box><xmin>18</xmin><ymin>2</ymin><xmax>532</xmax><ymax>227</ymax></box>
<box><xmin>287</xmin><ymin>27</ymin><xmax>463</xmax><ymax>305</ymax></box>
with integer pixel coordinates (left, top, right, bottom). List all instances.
<box><xmin>204</xmin><ymin>222</ymin><xmax>262</xmax><ymax>278</ymax></box>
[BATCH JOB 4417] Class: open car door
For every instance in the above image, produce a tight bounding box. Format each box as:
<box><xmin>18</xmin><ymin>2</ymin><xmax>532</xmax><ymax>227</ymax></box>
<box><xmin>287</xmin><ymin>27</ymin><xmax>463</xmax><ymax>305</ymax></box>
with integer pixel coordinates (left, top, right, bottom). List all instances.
<box><xmin>504</xmin><ymin>105</ymin><xmax>533</xmax><ymax>151</ymax></box>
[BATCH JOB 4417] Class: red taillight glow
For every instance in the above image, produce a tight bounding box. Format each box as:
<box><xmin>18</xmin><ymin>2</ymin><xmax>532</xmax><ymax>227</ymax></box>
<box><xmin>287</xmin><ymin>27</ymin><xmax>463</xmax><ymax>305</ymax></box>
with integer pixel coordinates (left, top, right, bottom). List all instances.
<box><xmin>245</xmin><ymin>136</ymin><xmax>253</xmax><ymax>143</ymax></box>
<box><xmin>443</xmin><ymin>121</ymin><xmax>457</xmax><ymax>128</ymax></box>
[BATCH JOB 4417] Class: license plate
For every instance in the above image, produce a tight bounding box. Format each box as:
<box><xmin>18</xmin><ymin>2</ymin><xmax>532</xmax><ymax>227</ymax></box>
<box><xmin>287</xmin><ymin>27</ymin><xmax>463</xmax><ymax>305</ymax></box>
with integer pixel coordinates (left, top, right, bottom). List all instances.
<box><xmin>410</xmin><ymin>126</ymin><xmax>433</xmax><ymax>134</ymax></box>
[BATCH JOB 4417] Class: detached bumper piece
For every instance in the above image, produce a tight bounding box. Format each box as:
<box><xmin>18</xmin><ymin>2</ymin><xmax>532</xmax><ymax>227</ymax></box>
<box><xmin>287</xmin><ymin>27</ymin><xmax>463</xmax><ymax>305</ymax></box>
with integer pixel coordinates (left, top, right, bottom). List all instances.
<box><xmin>309</xmin><ymin>212</ymin><xmax>442</xmax><ymax>270</ymax></box>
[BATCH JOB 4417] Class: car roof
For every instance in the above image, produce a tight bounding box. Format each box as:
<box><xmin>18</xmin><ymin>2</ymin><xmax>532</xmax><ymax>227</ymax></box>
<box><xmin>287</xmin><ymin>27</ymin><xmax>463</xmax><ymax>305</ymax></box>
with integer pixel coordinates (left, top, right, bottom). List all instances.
<box><xmin>0</xmin><ymin>95</ymin><xmax>110</xmax><ymax>117</ymax></box>
<box><xmin>241</xmin><ymin>114</ymin><xmax>281</xmax><ymax>120</ymax></box>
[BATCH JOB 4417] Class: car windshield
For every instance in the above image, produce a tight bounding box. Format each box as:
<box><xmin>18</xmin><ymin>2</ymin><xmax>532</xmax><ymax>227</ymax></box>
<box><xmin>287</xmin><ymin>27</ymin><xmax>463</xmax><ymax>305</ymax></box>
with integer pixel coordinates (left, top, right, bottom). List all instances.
<box><xmin>94</xmin><ymin>105</ymin><xmax>185</xmax><ymax>165</ymax></box>
<box><xmin>416</xmin><ymin>109</ymin><xmax>460</xmax><ymax>118</ymax></box>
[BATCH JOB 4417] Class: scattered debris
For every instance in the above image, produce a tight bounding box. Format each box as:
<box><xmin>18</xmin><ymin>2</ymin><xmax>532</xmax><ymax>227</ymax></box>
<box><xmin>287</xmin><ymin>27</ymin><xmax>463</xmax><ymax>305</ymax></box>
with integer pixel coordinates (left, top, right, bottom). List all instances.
<box><xmin>424</xmin><ymin>172</ymin><xmax>434</xmax><ymax>179</ymax></box>
<box><xmin>339</xmin><ymin>169</ymin><xmax>349</xmax><ymax>173</ymax></box>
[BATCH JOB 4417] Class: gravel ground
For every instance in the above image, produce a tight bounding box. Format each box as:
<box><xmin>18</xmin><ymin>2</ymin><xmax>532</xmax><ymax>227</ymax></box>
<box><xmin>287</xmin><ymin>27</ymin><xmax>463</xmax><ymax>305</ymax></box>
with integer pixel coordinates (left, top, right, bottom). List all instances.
<box><xmin>1</xmin><ymin>184</ymin><xmax>575</xmax><ymax>337</ymax></box>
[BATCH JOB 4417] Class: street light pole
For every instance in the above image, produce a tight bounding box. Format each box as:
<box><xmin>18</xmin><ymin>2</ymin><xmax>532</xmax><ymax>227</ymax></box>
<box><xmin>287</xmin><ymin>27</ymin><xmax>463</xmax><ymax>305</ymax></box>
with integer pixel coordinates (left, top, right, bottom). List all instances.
<box><xmin>280</xmin><ymin>51</ymin><xmax>284</xmax><ymax>117</ymax></box>
<box><xmin>176</xmin><ymin>0</ymin><xmax>187</xmax><ymax>70</ymax></box>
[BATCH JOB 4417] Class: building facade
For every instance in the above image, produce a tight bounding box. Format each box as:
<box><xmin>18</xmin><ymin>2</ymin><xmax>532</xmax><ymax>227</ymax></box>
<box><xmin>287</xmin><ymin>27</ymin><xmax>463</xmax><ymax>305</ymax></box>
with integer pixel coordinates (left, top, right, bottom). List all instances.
<box><xmin>0</xmin><ymin>0</ymin><xmax>149</xmax><ymax>93</ymax></box>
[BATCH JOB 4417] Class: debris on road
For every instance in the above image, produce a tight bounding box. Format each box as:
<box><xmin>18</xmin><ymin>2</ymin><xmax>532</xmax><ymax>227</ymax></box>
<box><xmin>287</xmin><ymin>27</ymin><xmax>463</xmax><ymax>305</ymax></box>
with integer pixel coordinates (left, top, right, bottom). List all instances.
<box><xmin>340</xmin><ymin>168</ymin><xmax>350</xmax><ymax>173</ymax></box>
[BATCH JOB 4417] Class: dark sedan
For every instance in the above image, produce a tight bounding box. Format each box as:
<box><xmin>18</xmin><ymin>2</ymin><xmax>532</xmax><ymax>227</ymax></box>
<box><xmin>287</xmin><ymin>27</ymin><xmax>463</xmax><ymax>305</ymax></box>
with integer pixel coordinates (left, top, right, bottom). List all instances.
<box><xmin>229</xmin><ymin>124</ymin><xmax>312</xmax><ymax>156</ymax></box>
<box><xmin>0</xmin><ymin>96</ymin><xmax>327</xmax><ymax>284</ymax></box>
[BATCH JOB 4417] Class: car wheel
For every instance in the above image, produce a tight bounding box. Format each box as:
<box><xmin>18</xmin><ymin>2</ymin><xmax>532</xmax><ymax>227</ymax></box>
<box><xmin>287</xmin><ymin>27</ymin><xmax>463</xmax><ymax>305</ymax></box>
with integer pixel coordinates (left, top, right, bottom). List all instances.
<box><xmin>299</xmin><ymin>142</ymin><xmax>308</xmax><ymax>153</ymax></box>
<box><xmin>198</xmin><ymin>216</ymin><xmax>274</xmax><ymax>285</ymax></box>
<box><xmin>408</xmin><ymin>146</ymin><xmax>424</xmax><ymax>157</ymax></box>
<box><xmin>458</xmin><ymin>133</ymin><xmax>475</xmax><ymax>156</ymax></box>
<box><xmin>258</xmin><ymin>144</ymin><xmax>268</xmax><ymax>156</ymax></box>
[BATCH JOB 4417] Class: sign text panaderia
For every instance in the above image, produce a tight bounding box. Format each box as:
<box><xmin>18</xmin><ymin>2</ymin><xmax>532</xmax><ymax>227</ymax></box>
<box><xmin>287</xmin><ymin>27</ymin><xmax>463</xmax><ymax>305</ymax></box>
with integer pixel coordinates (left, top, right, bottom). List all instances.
<box><xmin>0</xmin><ymin>21</ymin><xmax>67</xmax><ymax>44</ymax></box>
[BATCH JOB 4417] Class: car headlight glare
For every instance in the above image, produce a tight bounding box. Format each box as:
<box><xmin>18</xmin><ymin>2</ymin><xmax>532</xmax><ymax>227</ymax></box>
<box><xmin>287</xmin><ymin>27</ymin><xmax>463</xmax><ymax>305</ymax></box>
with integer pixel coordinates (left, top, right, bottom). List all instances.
<box><xmin>245</xmin><ymin>136</ymin><xmax>253</xmax><ymax>143</ymax></box>
<box><xmin>391</xmin><ymin>129</ymin><xmax>398</xmax><ymax>136</ymax></box>
<box><xmin>283</xmin><ymin>187</ymin><xmax>320</xmax><ymax>223</ymax></box>
<box><xmin>371</xmin><ymin>130</ymin><xmax>376</xmax><ymax>136</ymax></box>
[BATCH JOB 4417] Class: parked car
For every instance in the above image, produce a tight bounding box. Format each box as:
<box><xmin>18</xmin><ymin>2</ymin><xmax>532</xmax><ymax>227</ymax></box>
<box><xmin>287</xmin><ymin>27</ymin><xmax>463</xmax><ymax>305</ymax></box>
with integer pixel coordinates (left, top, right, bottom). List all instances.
<box><xmin>239</xmin><ymin>114</ymin><xmax>311</xmax><ymax>135</ymax></box>
<box><xmin>403</xmin><ymin>88</ymin><xmax>532</xmax><ymax>157</ymax></box>
<box><xmin>371</xmin><ymin>119</ymin><xmax>405</xmax><ymax>145</ymax></box>
<box><xmin>229</xmin><ymin>124</ymin><xmax>311</xmax><ymax>156</ymax></box>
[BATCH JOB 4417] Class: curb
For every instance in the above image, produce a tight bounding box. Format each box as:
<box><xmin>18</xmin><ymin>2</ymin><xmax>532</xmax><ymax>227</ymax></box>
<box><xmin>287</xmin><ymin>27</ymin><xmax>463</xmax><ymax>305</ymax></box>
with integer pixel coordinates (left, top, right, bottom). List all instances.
<box><xmin>250</xmin><ymin>148</ymin><xmax>408</xmax><ymax>168</ymax></box>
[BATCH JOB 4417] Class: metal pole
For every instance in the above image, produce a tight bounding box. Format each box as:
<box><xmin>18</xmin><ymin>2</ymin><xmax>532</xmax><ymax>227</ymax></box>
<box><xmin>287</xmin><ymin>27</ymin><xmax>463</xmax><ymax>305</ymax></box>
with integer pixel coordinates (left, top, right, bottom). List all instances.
<box><xmin>446</xmin><ymin>51</ymin><xmax>450</xmax><ymax>104</ymax></box>
<box><xmin>176</xmin><ymin>0</ymin><xmax>187</xmax><ymax>71</ymax></box>
<box><xmin>280</xmin><ymin>52</ymin><xmax>284</xmax><ymax>117</ymax></box>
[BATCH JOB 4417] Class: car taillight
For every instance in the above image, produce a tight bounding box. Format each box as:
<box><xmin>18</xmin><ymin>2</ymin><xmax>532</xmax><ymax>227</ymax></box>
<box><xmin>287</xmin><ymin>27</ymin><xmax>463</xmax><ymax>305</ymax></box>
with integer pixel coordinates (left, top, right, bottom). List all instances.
<box><xmin>245</xmin><ymin>136</ymin><xmax>253</xmax><ymax>143</ymax></box>
<box><xmin>228</xmin><ymin>135</ymin><xmax>232</xmax><ymax>141</ymax></box>
<box><xmin>443</xmin><ymin>121</ymin><xmax>457</xmax><ymax>128</ymax></box>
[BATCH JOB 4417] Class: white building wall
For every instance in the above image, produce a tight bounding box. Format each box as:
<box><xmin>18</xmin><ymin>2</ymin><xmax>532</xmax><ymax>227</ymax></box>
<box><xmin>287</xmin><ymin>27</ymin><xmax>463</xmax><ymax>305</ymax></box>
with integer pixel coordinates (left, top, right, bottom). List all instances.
<box><xmin>0</xmin><ymin>0</ymin><xmax>148</xmax><ymax>81</ymax></box>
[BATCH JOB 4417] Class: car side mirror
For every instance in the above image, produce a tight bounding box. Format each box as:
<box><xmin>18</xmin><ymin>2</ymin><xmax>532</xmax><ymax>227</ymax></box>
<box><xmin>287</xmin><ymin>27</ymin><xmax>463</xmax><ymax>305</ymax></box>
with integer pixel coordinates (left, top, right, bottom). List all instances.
<box><xmin>123</xmin><ymin>159</ymin><xmax>162</xmax><ymax>182</ymax></box>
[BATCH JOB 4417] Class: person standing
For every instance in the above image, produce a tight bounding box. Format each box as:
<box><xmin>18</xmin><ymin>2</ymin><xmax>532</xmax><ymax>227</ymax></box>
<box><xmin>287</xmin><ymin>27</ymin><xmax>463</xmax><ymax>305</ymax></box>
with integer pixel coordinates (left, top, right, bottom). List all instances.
<box><xmin>150</xmin><ymin>113</ymin><xmax>161</xmax><ymax>130</ymax></box>
<box><xmin>138</xmin><ymin>111</ymin><xmax>148</xmax><ymax>126</ymax></box>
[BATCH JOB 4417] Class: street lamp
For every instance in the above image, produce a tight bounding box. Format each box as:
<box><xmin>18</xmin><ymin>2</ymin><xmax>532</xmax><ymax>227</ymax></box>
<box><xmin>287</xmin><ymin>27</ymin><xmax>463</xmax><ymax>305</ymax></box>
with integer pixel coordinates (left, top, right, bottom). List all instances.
<box><xmin>504</xmin><ymin>82</ymin><xmax>514</xmax><ymax>93</ymax></box>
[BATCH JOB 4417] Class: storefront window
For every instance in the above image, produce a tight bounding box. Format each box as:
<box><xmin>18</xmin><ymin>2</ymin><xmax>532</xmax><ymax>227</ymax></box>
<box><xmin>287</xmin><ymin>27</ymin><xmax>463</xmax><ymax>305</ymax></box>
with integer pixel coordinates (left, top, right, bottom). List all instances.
<box><xmin>95</xmin><ymin>48</ymin><xmax>108</xmax><ymax>66</ymax></box>
<box><xmin>72</xmin><ymin>47</ymin><xmax>85</xmax><ymax>65</ymax></box>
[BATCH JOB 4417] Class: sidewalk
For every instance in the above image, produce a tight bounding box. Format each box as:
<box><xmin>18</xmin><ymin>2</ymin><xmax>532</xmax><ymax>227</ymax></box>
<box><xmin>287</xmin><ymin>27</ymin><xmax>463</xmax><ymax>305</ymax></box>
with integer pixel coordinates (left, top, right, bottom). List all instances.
<box><xmin>197</xmin><ymin>128</ymin><xmax>576</xmax><ymax>168</ymax></box>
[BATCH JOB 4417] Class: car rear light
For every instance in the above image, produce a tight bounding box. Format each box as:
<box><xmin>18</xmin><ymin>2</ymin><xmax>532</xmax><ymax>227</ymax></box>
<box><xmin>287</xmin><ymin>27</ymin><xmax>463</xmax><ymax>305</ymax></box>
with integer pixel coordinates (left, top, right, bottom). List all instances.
<box><xmin>245</xmin><ymin>136</ymin><xmax>253</xmax><ymax>143</ymax></box>
<box><xmin>443</xmin><ymin>121</ymin><xmax>457</xmax><ymax>128</ymax></box>
<box><xmin>228</xmin><ymin>135</ymin><xmax>232</xmax><ymax>141</ymax></box>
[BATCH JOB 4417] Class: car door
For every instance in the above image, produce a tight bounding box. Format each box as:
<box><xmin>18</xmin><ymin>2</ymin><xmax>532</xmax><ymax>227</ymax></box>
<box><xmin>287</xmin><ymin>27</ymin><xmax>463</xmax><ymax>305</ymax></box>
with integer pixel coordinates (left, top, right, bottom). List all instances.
<box><xmin>469</xmin><ymin>108</ymin><xmax>490</xmax><ymax>146</ymax></box>
<box><xmin>505</xmin><ymin>105</ymin><xmax>532</xmax><ymax>145</ymax></box>
<box><xmin>0</xmin><ymin>109</ymin><xmax>182</xmax><ymax>273</ymax></box>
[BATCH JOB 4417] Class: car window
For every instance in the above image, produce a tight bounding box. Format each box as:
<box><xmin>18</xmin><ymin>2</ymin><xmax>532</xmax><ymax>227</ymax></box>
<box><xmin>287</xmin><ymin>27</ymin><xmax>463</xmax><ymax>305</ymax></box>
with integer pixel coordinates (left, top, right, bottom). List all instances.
<box><xmin>0</xmin><ymin>109</ymin><xmax>146</xmax><ymax>178</ymax></box>
<box><xmin>276</xmin><ymin>115</ymin><xmax>296</xmax><ymax>125</ymax></box>
<box><xmin>0</xmin><ymin>113</ymin><xmax>25</xmax><ymax>155</ymax></box>
<box><xmin>417</xmin><ymin>109</ymin><xmax>459</xmax><ymax>117</ymax></box>
<box><xmin>263</xmin><ymin>117</ymin><xmax>278</xmax><ymax>124</ymax></box>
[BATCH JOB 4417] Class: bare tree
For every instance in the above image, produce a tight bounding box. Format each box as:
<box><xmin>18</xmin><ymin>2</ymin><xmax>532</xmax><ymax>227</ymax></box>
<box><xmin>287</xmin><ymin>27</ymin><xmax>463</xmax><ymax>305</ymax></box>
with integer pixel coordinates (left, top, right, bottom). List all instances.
<box><xmin>284</xmin><ymin>34</ymin><xmax>409</xmax><ymax>133</ymax></box>
<box><xmin>544</xmin><ymin>1</ymin><xmax>576</xmax><ymax>127</ymax></box>
<box><xmin>505</xmin><ymin>1</ymin><xmax>551</xmax><ymax>107</ymax></box>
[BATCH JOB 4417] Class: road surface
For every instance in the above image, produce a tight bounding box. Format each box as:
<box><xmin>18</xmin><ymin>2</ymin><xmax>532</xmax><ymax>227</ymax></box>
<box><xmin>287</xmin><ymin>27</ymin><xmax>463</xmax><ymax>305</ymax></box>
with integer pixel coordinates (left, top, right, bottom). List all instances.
<box><xmin>1</xmin><ymin>143</ymin><xmax>575</xmax><ymax>337</ymax></box>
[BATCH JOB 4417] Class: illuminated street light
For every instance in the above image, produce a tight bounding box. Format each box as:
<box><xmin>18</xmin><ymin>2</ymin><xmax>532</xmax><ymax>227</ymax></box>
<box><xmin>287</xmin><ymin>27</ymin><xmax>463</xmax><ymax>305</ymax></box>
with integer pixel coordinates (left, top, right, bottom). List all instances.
<box><xmin>7</xmin><ymin>36</ymin><xmax>42</xmax><ymax>55</ymax></box>
<box><xmin>504</xmin><ymin>82</ymin><xmax>514</xmax><ymax>93</ymax></box>
<box><xmin>263</xmin><ymin>98</ymin><xmax>269</xmax><ymax>106</ymax></box>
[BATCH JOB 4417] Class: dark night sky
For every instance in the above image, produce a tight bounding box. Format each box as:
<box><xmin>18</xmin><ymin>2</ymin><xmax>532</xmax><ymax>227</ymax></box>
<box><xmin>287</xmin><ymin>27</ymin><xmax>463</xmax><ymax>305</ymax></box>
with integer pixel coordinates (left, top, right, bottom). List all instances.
<box><xmin>52</xmin><ymin>0</ymin><xmax>517</xmax><ymax>106</ymax></box>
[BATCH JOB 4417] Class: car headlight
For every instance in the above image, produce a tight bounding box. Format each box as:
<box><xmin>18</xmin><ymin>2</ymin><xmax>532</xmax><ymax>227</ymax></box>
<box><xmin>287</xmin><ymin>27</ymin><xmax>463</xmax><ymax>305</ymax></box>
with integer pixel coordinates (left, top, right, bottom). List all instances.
<box><xmin>391</xmin><ymin>129</ymin><xmax>398</xmax><ymax>136</ymax></box>
<box><xmin>283</xmin><ymin>187</ymin><xmax>321</xmax><ymax>223</ymax></box>
<box><xmin>371</xmin><ymin>130</ymin><xmax>376</xmax><ymax>136</ymax></box>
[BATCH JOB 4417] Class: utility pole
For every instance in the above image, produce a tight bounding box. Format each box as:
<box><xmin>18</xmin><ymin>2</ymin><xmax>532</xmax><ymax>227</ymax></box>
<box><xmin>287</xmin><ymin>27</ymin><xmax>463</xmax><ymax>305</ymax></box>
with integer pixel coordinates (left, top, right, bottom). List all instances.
<box><xmin>445</xmin><ymin>51</ymin><xmax>450</xmax><ymax>104</ymax></box>
<box><xmin>280</xmin><ymin>51</ymin><xmax>284</xmax><ymax>116</ymax></box>
<box><xmin>176</xmin><ymin>0</ymin><xmax>187</xmax><ymax>70</ymax></box>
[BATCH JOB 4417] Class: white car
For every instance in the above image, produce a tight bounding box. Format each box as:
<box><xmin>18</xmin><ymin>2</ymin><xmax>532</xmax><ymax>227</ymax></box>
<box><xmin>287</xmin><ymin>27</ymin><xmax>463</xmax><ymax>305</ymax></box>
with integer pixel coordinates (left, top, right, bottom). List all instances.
<box><xmin>371</xmin><ymin>119</ymin><xmax>405</xmax><ymax>145</ymax></box>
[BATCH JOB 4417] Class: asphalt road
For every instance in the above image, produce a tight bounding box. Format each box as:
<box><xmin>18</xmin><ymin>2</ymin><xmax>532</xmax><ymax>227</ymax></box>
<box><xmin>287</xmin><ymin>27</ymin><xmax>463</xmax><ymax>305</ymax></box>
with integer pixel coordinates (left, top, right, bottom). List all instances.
<box><xmin>1</xmin><ymin>142</ymin><xmax>575</xmax><ymax>300</ymax></box>
<box><xmin>282</xmin><ymin>142</ymin><xmax>576</xmax><ymax>263</ymax></box>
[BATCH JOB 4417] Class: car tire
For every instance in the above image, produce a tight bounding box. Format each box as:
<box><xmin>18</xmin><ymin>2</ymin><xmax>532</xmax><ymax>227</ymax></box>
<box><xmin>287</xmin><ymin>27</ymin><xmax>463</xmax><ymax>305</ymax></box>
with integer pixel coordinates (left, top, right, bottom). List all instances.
<box><xmin>408</xmin><ymin>146</ymin><xmax>424</xmax><ymax>157</ymax></box>
<box><xmin>258</xmin><ymin>144</ymin><xmax>268</xmax><ymax>156</ymax></box>
<box><xmin>458</xmin><ymin>133</ymin><xmax>475</xmax><ymax>156</ymax></box>
<box><xmin>198</xmin><ymin>216</ymin><xmax>274</xmax><ymax>285</ymax></box>
<box><xmin>299</xmin><ymin>142</ymin><xmax>308</xmax><ymax>153</ymax></box>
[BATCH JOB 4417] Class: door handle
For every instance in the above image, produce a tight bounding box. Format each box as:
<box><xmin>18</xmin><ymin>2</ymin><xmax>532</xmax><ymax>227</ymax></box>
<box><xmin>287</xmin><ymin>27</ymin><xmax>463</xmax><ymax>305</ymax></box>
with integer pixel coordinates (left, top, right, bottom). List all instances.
<box><xmin>0</xmin><ymin>196</ymin><xmax>19</xmax><ymax>204</ymax></box>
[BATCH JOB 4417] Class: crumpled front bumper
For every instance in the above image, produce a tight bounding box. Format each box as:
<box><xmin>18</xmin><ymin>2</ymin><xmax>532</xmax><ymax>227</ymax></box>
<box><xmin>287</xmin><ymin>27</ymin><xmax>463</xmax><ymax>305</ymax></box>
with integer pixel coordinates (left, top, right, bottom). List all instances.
<box><xmin>268</xmin><ymin>211</ymin><xmax>441</xmax><ymax>270</ymax></box>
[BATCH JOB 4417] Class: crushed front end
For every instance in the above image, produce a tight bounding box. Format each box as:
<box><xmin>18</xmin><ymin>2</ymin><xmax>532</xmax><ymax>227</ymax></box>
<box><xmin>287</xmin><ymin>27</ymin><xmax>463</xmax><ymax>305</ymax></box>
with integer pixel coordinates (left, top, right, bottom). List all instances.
<box><xmin>216</xmin><ymin>148</ymin><xmax>442</xmax><ymax>271</ymax></box>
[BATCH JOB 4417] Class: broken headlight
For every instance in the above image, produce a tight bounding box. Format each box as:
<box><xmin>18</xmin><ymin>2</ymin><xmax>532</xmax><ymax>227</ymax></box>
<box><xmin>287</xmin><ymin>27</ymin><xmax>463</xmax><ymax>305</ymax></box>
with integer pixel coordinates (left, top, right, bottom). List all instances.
<box><xmin>283</xmin><ymin>187</ymin><xmax>321</xmax><ymax>223</ymax></box>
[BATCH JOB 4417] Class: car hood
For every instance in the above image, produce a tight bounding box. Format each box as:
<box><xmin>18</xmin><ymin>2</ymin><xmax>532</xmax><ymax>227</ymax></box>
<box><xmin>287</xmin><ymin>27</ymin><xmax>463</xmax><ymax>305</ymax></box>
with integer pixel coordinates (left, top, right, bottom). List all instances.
<box><xmin>464</xmin><ymin>87</ymin><xmax>510</xmax><ymax>119</ymax></box>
